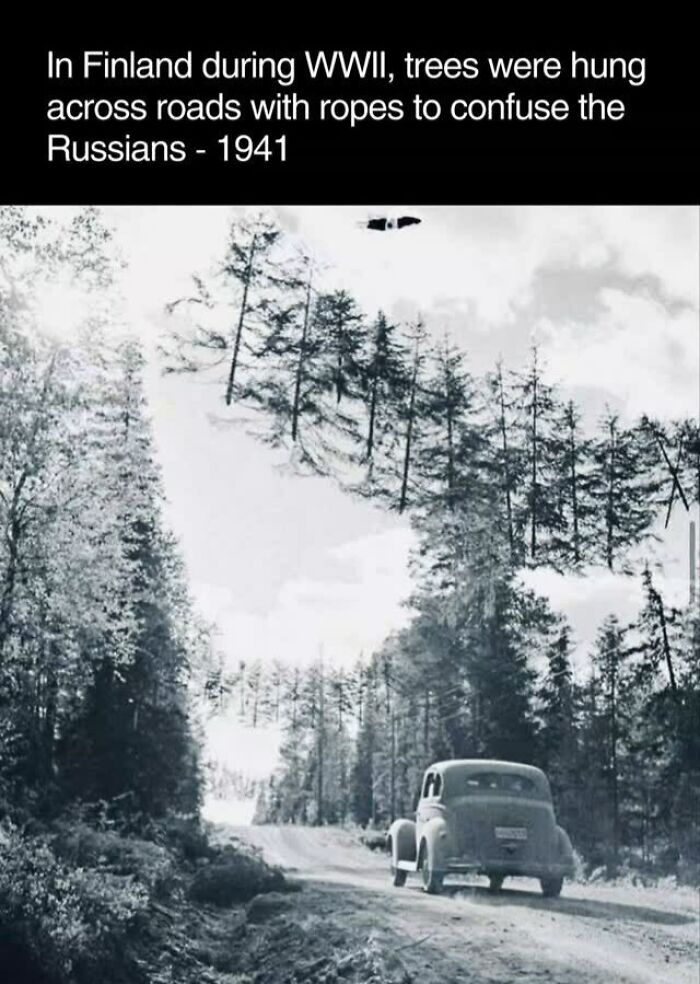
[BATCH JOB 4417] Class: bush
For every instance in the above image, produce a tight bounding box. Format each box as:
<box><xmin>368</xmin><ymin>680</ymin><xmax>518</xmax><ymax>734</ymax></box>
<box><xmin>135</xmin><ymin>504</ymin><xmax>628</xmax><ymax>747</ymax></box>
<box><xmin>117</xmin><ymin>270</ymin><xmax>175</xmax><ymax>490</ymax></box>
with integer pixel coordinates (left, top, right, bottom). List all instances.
<box><xmin>0</xmin><ymin>827</ymin><xmax>148</xmax><ymax>982</ymax></box>
<box><xmin>52</xmin><ymin>821</ymin><xmax>177</xmax><ymax>897</ymax></box>
<box><xmin>189</xmin><ymin>845</ymin><xmax>286</xmax><ymax>906</ymax></box>
<box><xmin>141</xmin><ymin>812</ymin><xmax>216</xmax><ymax>863</ymax></box>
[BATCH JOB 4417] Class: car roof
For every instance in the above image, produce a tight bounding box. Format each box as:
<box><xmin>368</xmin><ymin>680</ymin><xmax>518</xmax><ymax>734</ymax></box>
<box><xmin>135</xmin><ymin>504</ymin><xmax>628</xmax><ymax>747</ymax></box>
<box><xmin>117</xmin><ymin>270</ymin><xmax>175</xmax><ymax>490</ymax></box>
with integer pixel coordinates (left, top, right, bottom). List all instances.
<box><xmin>425</xmin><ymin>760</ymin><xmax>552</xmax><ymax>799</ymax></box>
<box><xmin>426</xmin><ymin>759</ymin><xmax>547</xmax><ymax>781</ymax></box>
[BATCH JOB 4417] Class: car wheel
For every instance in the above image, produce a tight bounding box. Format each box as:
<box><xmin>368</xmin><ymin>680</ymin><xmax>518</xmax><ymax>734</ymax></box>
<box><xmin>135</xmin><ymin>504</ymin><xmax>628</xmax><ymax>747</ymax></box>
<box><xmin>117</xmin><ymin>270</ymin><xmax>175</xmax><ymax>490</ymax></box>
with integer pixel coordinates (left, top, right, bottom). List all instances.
<box><xmin>391</xmin><ymin>866</ymin><xmax>407</xmax><ymax>887</ymax></box>
<box><xmin>540</xmin><ymin>876</ymin><xmax>563</xmax><ymax>898</ymax></box>
<box><xmin>488</xmin><ymin>874</ymin><xmax>504</xmax><ymax>892</ymax></box>
<box><xmin>420</xmin><ymin>841</ymin><xmax>444</xmax><ymax>895</ymax></box>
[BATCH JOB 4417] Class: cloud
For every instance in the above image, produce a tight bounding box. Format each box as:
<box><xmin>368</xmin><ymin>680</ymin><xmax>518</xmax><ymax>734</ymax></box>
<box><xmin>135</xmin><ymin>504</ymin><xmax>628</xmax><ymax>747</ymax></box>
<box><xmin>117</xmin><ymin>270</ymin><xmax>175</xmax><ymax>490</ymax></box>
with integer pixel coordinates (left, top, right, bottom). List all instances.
<box><xmin>205</xmin><ymin>717</ymin><xmax>282</xmax><ymax>778</ymax></box>
<box><xmin>193</xmin><ymin>527</ymin><xmax>414</xmax><ymax>670</ymax></box>
<box><xmin>537</xmin><ymin>287</ymin><xmax>698</xmax><ymax>420</ymax></box>
<box><xmin>520</xmin><ymin>509</ymin><xmax>696</xmax><ymax>677</ymax></box>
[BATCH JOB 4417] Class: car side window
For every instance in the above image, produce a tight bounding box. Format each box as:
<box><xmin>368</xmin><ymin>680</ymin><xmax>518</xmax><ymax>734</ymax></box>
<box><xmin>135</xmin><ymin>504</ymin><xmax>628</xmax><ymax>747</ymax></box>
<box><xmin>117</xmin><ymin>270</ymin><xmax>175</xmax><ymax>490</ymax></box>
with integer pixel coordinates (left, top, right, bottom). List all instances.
<box><xmin>422</xmin><ymin>772</ymin><xmax>434</xmax><ymax>798</ymax></box>
<box><xmin>432</xmin><ymin>774</ymin><xmax>442</xmax><ymax>798</ymax></box>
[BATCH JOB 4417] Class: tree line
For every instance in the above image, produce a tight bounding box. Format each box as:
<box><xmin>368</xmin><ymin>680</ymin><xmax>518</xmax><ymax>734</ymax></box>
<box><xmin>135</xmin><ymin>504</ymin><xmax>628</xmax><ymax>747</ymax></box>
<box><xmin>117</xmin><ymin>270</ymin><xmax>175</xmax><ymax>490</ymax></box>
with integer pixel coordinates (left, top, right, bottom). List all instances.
<box><xmin>164</xmin><ymin>211</ymin><xmax>699</xmax><ymax>575</ymax></box>
<box><xmin>205</xmin><ymin>562</ymin><xmax>698</xmax><ymax>877</ymax></box>
<box><xmin>0</xmin><ymin>207</ymin><xmax>205</xmax><ymax>825</ymax></box>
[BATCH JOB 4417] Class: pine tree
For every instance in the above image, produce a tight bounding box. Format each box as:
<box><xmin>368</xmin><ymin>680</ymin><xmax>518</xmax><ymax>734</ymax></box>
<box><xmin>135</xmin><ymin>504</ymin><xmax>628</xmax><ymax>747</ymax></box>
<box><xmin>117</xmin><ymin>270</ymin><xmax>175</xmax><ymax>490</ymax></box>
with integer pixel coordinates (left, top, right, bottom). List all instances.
<box><xmin>247</xmin><ymin>268</ymin><xmax>354</xmax><ymax>474</ymax></box>
<box><xmin>669</xmin><ymin>606</ymin><xmax>700</xmax><ymax>865</ymax></box>
<box><xmin>591</xmin><ymin>412</ymin><xmax>662</xmax><ymax>572</ymax></box>
<box><xmin>641</xmin><ymin>416</ymin><xmax>697</xmax><ymax>526</ymax></box>
<box><xmin>485</xmin><ymin>362</ymin><xmax>526</xmax><ymax>567</ymax></box>
<box><xmin>413</xmin><ymin>341</ymin><xmax>491</xmax><ymax>589</ymax></box>
<box><xmin>395</xmin><ymin>322</ymin><xmax>428</xmax><ymax>513</ymax></box>
<box><xmin>549</xmin><ymin>400</ymin><xmax>597</xmax><ymax>569</ymax></box>
<box><xmin>357</xmin><ymin>311</ymin><xmax>408</xmax><ymax>474</ymax></box>
<box><xmin>464</xmin><ymin>574</ymin><xmax>540</xmax><ymax>764</ymax></box>
<box><xmin>636</xmin><ymin>567</ymin><xmax>682</xmax><ymax>699</ymax></box>
<box><xmin>512</xmin><ymin>346</ymin><xmax>562</xmax><ymax>564</ymax></box>
<box><xmin>351</xmin><ymin>698</ymin><xmax>377</xmax><ymax>826</ymax></box>
<box><xmin>418</xmin><ymin>337</ymin><xmax>484</xmax><ymax>513</ymax></box>
<box><xmin>537</xmin><ymin>620</ymin><xmax>580</xmax><ymax>834</ymax></box>
<box><xmin>315</xmin><ymin>289</ymin><xmax>366</xmax><ymax>407</ymax></box>
<box><xmin>592</xmin><ymin>614</ymin><xmax>628</xmax><ymax>875</ymax></box>
<box><xmin>58</xmin><ymin>341</ymin><xmax>201</xmax><ymax>818</ymax></box>
<box><xmin>164</xmin><ymin>211</ymin><xmax>288</xmax><ymax>406</ymax></box>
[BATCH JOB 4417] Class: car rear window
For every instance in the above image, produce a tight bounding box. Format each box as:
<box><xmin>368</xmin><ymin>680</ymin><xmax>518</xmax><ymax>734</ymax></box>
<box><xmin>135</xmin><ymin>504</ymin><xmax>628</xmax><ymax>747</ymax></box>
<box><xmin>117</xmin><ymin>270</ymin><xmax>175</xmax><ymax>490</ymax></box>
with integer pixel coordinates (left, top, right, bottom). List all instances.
<box><xmin>464</xmin><ymin>772</ymin><xmax>538</xmax><ymax>795</ymax></box>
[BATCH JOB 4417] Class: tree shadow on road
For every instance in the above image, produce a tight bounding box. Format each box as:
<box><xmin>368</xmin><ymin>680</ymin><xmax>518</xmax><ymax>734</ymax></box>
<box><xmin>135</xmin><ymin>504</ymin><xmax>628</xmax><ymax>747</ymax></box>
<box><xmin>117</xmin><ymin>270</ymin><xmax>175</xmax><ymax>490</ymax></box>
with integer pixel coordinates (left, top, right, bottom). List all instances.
<box><xmin>302</xmin><ymin>871</ymin><xmax>697</xmax><ymax>928</ymax></box>
<box><xmin>441</xmin><ymin>883</ymin><xmax>696</xmax><ymax>926</ymax></box>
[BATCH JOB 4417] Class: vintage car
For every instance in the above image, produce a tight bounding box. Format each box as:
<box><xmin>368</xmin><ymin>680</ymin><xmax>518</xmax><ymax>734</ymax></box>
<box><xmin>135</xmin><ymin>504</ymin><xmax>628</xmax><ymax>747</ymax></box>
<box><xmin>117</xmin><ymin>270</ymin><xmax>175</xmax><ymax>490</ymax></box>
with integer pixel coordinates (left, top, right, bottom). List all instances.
<box><xmin>387</xmin><ymin>759</ymin><xmax>574</xmax><ymax>896</ymax></box>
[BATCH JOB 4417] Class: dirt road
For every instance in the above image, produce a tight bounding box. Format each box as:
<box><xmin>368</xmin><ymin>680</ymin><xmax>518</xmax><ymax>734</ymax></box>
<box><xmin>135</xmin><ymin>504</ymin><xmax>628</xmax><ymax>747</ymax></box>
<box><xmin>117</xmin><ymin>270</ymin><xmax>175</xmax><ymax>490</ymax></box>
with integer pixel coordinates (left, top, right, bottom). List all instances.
<box><xmin>225</xmin><ymin>824</ymin><xmax>699</xmax><ymax>984</ymax></box>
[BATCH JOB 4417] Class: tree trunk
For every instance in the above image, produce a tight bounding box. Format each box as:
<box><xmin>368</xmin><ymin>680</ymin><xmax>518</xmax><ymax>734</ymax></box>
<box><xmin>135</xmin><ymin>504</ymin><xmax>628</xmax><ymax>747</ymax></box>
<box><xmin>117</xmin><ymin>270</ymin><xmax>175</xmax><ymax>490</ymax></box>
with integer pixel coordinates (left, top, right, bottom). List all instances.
<box><xmin>366</xmin><ymin>368</ymin><xmax>379</xmax><ymax>462</ymax></box>
<box><xmin>251</xmin><ymin>674</ymin><xmax>260</xmax><ymax>727</ymax></box>
<box><xmin>336</xmin><ymin>317</ymin><xmax>346</xmax><ymax>404</ymax></box>
<box><xmin>650</xmin><ymin>583</ymin><xmax>679</xmax><ymax>699</ymax></box>
<box><xmin>568</xmin><ymin>410</ymin><xmax>581</xmax><ymax>564</ymax></box>
<box><xmin>399</xmin><ymin>357</ymin><xmax>419</xmax><ymax>513</ymax></box>
<box><xmin>606</xmin><ymin>421</ymin><xmax>617</xmax><ymax>570</ymax></box>
<box><xmin>496</xmin><ymin>369</ymin><xmax>515</xmax><ymax>563</ymax></box>
<box><xmin>0</xmin><ymin>358</ymin><xmax>56</xmax><ymax>657</ymax></box>
<box><xmin>225</xmin><ymin>235</ymin><xmax>257</xmax><ymax>406</ymax></box>
<box><xmin>291</xmin><ymin>669</ymin><xmax>299</xmax><ymax>731</ymax></box>
<box><xmin>423</xmin><ymin>690</ymin><xmax>430</xmax><ymax>759</ymax></box>
<box><xmin>0</xmin><ymin>514</ymin><xmax>21</xmax><ymax>657</ymax></box>
<box><xmin>42</xmin><ymin>661</ymin><xmax>58</xmax><ymax>781</ymax></box>
<box><xmin>608</xmin><ymin>648</ymin><xmax>619</xmax><ymax>877</ymax></box>
<box><xmin>239</xmin><ymin>662</ymin><xmax>246</xmax><ymax>717</ymax></box>
<box><xmin>445</xmin><ymin>362</ymin><xmax>456</xmax><ymax>509</ymax></box>
<box><xmin>316</xmin><ymin>667</ymin><xmax>325</xmax><ymax>825</ymax></box>
<box><xmin>291</xmin><ymin>268</ymin><xmax>313</xmax><ymax>442</ymax></box>
<box><xmin>530</xmin><ymin>366</ymin><xmax>538</xmax><ymax>559</ymax></box>
<box><xmin>390</xmin><ymin>709</ymin><xmax>397</xmax><ymax>822</ymax></box>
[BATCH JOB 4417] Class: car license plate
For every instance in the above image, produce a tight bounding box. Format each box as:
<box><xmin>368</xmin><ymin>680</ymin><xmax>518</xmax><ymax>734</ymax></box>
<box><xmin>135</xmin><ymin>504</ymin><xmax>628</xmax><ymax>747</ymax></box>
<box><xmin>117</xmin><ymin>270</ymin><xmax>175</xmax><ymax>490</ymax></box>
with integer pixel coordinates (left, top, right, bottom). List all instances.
<box><xmin>495</xmin><ymin>826</ymin><xmax>527</xmax><ymax>840</ymax></box>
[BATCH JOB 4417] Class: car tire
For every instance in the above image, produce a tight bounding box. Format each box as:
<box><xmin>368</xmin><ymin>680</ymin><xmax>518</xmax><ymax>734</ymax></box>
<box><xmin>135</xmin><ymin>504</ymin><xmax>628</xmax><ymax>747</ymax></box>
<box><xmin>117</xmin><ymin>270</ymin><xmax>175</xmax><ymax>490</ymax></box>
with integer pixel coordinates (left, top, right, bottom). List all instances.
<box><xmin>540</xmin><ymin>876</ymin><xmax>563</xmax><ymax>898</ymax></box>
<box><xmin>420</xmin><ymin>841</ymin><xmax>444</xmax><ymax>895</ymax></box>
<box><xmin>488</xmin><ymin>874</ymin><xmax>504</xmax><ymax>893</ymax></box>
<box><xmin>391</xmin><ymin>866</ymin><xmax>407</xmax><ymax>887</ymax></box>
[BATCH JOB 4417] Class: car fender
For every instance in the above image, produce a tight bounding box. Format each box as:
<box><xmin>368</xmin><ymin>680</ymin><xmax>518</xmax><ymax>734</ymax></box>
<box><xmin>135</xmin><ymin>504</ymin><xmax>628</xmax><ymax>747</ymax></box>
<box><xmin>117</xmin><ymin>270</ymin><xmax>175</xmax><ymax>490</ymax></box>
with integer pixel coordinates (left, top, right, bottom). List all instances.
<box><xmin>418</xmin><ymin>816</ymin><xmax>453</xmax><ymax>869</ymax></box>
<box><xmin>387</xmin><ymin>818</ymin><xmax>416</xmax><ymax>864</ymax></box>
<box><xmin>555</xmin><ymin>825</ymin><xmax>574</xmax><ymax>865</ymax></box>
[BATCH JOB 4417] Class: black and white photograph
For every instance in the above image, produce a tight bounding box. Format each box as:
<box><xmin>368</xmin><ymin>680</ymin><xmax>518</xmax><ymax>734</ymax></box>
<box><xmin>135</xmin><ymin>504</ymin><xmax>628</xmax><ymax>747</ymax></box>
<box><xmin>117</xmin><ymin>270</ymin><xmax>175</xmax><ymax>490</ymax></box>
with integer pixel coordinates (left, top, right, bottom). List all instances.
<box><xmin>0</xmin><ymin>204</ymin><xmax>698</xmax><ymax>983</ymax></box>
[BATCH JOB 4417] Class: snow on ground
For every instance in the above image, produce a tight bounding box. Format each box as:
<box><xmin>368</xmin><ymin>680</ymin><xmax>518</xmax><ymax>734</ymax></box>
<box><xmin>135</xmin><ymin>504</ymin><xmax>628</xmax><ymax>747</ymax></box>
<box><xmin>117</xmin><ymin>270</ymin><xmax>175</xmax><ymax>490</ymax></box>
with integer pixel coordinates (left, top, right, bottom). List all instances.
<box><xmin>202</xmin><ymin>796</ymin><xmax>257</xmax><ymax>826</ymax></box>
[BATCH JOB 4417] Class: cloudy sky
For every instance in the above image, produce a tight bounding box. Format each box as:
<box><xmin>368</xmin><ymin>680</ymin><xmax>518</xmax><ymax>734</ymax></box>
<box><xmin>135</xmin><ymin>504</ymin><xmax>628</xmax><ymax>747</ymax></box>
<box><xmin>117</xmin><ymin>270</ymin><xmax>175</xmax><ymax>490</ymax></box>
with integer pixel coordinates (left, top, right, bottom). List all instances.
<box><xmin>44</xmin><ymin>205</ymin><xmax>699</xmax><ymax>799</ymax></box>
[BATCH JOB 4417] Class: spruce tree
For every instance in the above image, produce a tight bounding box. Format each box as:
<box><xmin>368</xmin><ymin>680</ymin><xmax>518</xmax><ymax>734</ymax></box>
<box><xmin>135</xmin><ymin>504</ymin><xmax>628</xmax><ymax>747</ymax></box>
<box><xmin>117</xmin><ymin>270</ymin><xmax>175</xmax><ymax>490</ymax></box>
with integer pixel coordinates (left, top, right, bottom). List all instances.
<box><xmin>592</xmin><ymin>614</ymin><xmax>628</xmax><ymax>875</ymax></box>
<box><xmin>164</xmin><ymin>211</ymin><xmax>288</xmax><ymax>406</ymax></box>
<box><xmin>485</xmin><ymin>361</ymin><xmax>526</xmax><ymax>567</ymax></box>
<box><xmin>512</xmin><ymin>346</ymin><xmax>562</xmax><ymax>565</ymax></box>
<box><xmin>356</xmin><ymin>311</ymin><xmax>409</xmax><ymax>479</ymax></box>
<box><xmin>58</xmin><ymin>342</ymin><xmax>201</xmax><ymax>818</ymax></box>
<box><xmin>591</xmin><ymin>412</ymin><xmax>662</xmax><ymax>572</ymax></box>
<box><xmin>549</xmin><ymin>400</ymin><xmax>597</xmax><ymax>569</ymax></box>
<box><xmin>537</xmin><ymin>620</ymin><xmax>579</xmax><ymax>833</ymax></box>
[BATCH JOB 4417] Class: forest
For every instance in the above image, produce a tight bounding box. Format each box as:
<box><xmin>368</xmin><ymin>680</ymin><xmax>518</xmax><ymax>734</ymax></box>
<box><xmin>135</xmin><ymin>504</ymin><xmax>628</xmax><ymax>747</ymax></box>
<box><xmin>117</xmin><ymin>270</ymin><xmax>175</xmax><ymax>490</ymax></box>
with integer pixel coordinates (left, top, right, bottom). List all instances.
<box><xmin>0</xmin><ymin>205</ymin><xmax>697</xmax><ymax>981</ymax></box>
<box><xmin>0</xmin><ymin>208</ymin><xmax>304</xmax><ymax>984</ymax></box>
<box><xmin>162</xmin><ymin>211</ymin><xmax>699</xmax><ymax>880</ymax></box>
<box><xmin>0</xmin><ymin>206</ymin><xmax>204</xmax><ymax>823</ymax></box>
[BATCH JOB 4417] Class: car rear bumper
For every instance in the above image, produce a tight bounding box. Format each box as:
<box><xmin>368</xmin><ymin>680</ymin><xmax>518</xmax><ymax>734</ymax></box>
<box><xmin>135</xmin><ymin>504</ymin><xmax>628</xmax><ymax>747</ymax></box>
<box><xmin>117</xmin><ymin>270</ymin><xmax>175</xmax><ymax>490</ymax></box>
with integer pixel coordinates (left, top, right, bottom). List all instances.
<box><xmin>445</xmin><ymin>857</ymin><xmax>574</xmax><ymax>879</ymax></box>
